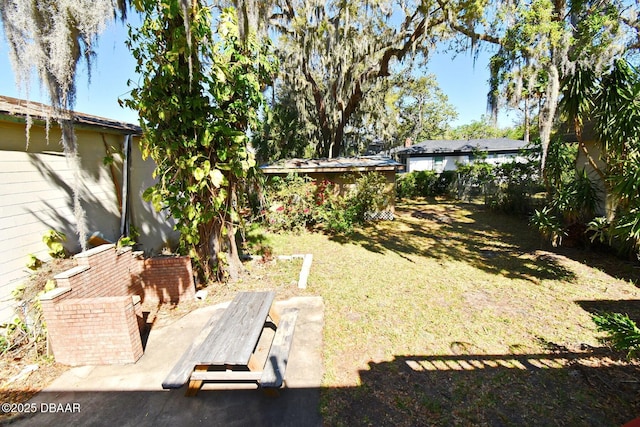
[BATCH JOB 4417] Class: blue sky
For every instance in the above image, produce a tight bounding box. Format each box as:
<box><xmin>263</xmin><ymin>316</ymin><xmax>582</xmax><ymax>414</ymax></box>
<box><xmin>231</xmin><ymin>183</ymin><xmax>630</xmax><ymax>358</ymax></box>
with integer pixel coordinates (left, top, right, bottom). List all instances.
<box><xmin>0</xmin><ymin>18</ymin><xmax>516</xmax><ymax>129</ymax></box>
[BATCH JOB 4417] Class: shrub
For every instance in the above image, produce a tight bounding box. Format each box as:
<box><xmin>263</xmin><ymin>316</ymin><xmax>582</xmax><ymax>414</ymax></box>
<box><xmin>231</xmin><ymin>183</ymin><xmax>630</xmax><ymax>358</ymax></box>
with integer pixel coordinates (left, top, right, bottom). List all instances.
<box><xmin>593</xmin><ymin>312</ymin><xmax>640</xmax><ymax>359</ymax></box>
<box><xmin>396</xmin><ymin>170</ymin><xmax>441</xmax><ymax>199</ymax></box>
<box><xmin>414</xmin><ymin>170</ymin><xmax>438</xmax><ymax>196</ymax></box>
<box><xmin>488</xmin><ymin>160</ymin><xmax>543</xmax><ymax>214</ymax></box>
<box><xmin>351</xmin><ymin>172</ymin><xmax>390</xmax><ymax>221</ymax></box>
<box><xmin>263</xmin><ymin>174</ymin><xmax>320</xmax><ymax>233</ymax></box>
<box><xmin>324</xmin><ymin>203</ymin><xmax>358</xmax><ymax>234</ymax></box>
<box><xmin>530</xmin><ymin>206</ymin><xmax>566</xmax><ymax>247</ymax></box>
<box><xmin>453</xmin><ymin>162</ymin><xmax>494</xmax><ymax>201</ymax></box>
<box><xmin>529</xmin><ymin>167</ymin><xmax>602</xmax><ymax>248</ymax></box>
<box><xmin>550</xmin><ymin>168</ymin><xmax>602</xmax><ymax>224</ymax></box>
<box><xmin>262</xmin><ymin>172</ymin><xmax>390</xmax><ymax>234</ymax></box>
<box><xmin>434</xmin><ymin>170</ymin><xmax>456</xmax><ymax>195</ymax></box>
<box><xmin>396</xmin><ymin>172</ymin><xmax>417</xmax><ymax>199</ymax></box>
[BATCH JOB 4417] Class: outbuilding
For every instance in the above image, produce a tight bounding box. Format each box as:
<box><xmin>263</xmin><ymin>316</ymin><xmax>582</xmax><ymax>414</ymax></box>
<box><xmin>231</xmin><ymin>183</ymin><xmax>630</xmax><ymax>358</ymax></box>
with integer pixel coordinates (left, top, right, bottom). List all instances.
<box><xmin>260</xmin><ymin>156</ymin><xmax>402</xmax><ymax>216</ymax></box>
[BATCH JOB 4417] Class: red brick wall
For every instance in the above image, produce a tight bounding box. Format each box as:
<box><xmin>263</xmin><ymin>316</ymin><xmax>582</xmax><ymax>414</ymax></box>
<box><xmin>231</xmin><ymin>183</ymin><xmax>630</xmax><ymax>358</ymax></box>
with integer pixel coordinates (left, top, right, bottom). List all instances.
<box><xmin>40</xmin><ymin>244</ymin><xmax>195</xmax><ymax>365</ymax></box>
<box><xmin>138</xmin><ymin>256</ymin><xmax>195</xmax><ymax>305</ymax></box>
<box><xmin>51</xmin><ymin>244</ymin><xmax>194</xmax><ymax>303</ymax></box>
<box><xmin>41</xmin><ymin>296</ymin><xmax>143</xmax><ymax>366</ymax></box>
<box><xmin>71</xmin><ymin>245</ymin><xmax>141</xmax><ymax>298</ymax></box>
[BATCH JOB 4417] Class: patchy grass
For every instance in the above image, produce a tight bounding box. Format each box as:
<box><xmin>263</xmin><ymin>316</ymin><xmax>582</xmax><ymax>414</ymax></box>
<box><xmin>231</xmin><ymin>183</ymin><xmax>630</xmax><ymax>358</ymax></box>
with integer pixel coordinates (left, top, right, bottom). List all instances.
<box><xmin>265</xmin><ymin>198</ymin><xmax>640</xmax><ymax>426</ymax></box>
<box><xmin>3</xmin><ymin>198</ymin><xmax>639</xmax><ymax>425</ymax></box>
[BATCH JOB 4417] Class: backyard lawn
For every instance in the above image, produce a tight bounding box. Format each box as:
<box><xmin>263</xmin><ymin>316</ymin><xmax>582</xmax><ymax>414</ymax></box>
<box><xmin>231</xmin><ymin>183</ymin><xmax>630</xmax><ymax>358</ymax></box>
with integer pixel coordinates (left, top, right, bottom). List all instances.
<box><xmin>252</xmin><ymin>198</ymin><xmax>640</xmax><ymax>425</ymax></box>
<box><xmin>4</xmin><ymin>198</ymin><xmax>638</xmax><ymax>426</ymax></box>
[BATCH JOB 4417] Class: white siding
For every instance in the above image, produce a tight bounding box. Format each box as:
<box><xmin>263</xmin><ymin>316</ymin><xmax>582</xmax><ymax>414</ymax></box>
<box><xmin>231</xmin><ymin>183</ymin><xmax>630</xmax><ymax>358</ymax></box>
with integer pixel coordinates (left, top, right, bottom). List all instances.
<box><xmin>408</xmin><ymin>157</ymin><xmax>434</xmax><ymax>172</ymax></box>
<box><xmin>407</xmin><ymin>152</ymin><xmax>525</xmax><ymax>173</ymax></box>
<box><xmin>0</xmin><ymin>121</ymin><xmax>181</xmax><ymax>323</ymax></box>
<box><xmin>0</xmin><ymin>124</ymin><xmax>121</xmax><ymax>323</ymax></box>
<box><xmin>128</xmin><ymin>142</ymin><xmax>180</xmax><ymax>253</ymax></box>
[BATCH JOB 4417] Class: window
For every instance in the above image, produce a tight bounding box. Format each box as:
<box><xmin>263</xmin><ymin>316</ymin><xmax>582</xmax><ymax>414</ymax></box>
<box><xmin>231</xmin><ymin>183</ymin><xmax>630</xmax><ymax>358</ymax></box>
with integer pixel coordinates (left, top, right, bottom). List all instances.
<box><xmin>434</xmin><ymin>156</ymin><xmax>444</xmax><ymax>171</ymax></box>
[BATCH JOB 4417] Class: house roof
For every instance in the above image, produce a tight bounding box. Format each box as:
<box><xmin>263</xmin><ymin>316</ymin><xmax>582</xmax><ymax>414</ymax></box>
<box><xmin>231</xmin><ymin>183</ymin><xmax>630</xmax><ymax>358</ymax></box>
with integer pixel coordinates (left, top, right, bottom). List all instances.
<box><xmin>395</xmin><ymin>138</ymin><xmax>528</xmax><ymax>156</ymax></box>
<box><xmin>261</xmin><ymin>156</ymin><xmax>402</xmax><ymax>174</ymax></box>
<box><xmin>0</xmin><ymin>95</ymin><xmax>141</xmax><ymax>135</ymax></box>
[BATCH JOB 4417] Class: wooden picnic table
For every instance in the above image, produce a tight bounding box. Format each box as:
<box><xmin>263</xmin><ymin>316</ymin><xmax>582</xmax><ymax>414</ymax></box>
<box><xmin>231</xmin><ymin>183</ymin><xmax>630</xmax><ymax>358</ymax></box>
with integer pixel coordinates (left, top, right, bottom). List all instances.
<box><xmin>162</xmin><ymin>291</ymin><xmax>298</xmax><ymax>396</ymax></box>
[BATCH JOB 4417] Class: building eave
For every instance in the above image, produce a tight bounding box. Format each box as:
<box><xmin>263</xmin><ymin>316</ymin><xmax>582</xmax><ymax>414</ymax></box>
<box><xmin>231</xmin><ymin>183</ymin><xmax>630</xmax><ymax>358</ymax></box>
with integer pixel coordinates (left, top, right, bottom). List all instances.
<box><xmin>0</xmin><ymin>95</ymin><xmax>141</xmax><ymax>136</ymax></box>
<box><xmin>261</xmin><ymin>165</ymin><xmax>399</xmax><ymax>174</ymax></box>
<box><xmin>260</xmin><ymin>156</ymin><xmax>402</xmax><ymax>174</ymax></box>
<box><xmin>399</xmin><ymin>148</ymin><xmax>531</xmax><ymax>158</ymax></box>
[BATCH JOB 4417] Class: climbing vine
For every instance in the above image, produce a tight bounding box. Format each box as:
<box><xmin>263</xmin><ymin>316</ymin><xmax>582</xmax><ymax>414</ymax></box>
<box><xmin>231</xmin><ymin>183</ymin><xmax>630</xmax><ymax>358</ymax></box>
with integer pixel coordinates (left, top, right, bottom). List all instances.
<box><xmin>124</xmin><ymin>2</ymin><xmax>276</xmax><ymax>282</ymax></box>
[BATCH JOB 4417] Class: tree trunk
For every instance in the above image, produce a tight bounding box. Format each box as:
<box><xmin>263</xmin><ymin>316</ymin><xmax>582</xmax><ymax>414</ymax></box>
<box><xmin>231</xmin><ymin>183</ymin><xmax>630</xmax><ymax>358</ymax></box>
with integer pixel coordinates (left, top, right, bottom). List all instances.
<box><xmin>523</xmin><ymin>96</ymin><xmax>530</xmax><ymax>144</ymax></box>
<box><xmin>539</xmin><ymin>63</ymin><xmax>559</xmax><ymax>178</ymax></box>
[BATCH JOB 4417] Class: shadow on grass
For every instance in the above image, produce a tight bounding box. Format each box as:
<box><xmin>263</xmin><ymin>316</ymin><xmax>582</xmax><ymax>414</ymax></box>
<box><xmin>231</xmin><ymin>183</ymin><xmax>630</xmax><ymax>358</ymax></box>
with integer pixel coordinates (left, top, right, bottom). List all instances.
<box><xmin>577</xmin><ymin>299</ymin><xmax>640</xmax><ymax>326</ymax></box>
<box><xmin>323</xmin><ymin>350</ymin><xmax>640</xmax><ymax>426</ymax></box>
<box><xmin>5</xmin><ymin>349</ymin><xmax>639</xmax><ymax>427</ymax></box>
<box><xmin>556</xmin><ymin>246</ymin><xmax>640</xmax><ymax>287</ymax></box>
<box><xmin>330</xmin><ymin>199</ymin><xmax>577</xmax><ymax>284</ymax></box>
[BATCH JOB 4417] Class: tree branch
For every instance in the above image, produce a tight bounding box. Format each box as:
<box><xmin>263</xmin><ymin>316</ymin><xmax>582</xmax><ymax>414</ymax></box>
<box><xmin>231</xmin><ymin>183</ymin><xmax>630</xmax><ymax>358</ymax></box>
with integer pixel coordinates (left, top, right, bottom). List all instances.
<box><xmin>301</xmin><ymin>54</ymin><xmax>331</xmax><ymax>154</ymax></box>
<box><xmin>449</xmin><ymin>22</ymin><xmax>501</xmax><ymax>45</ymax></box>
<box><xmin>435</xmin><ymin>0</ymin><xmax>501</xmax><ymax>46</ymax></box>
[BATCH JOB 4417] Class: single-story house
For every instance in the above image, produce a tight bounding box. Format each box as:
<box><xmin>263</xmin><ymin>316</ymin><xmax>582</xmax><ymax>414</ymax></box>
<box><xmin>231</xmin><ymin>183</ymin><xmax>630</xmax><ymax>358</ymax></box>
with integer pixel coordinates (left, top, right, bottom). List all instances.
<box><xmin>0</xmin><ymin>95</ymin><xmax>179</xmax><ymax>323</ymax></box>
<box><xmin>260</xmin><ymin>156</ymin><xmax>402</xmax><ymax>213</ymax></box>
<box><xmin>393</xmin><ymin>138</ymin><xmax>531</xmax><ymax>173</ymax></box>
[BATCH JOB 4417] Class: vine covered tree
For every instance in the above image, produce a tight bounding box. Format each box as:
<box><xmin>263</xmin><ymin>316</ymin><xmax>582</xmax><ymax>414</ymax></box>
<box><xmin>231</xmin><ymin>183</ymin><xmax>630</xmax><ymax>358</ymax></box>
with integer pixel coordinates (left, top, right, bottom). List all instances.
<box><xmin>124</xmin><ymin>2</ymin><xmax>276</xmax><ymax>281</ymax></box>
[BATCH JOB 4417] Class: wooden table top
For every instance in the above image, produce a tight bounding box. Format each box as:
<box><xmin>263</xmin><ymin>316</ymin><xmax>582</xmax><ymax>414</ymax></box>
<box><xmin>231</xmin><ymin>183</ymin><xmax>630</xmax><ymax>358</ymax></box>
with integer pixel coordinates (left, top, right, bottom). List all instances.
<box><xmin>191</xmin><ymin>291</ymin><xmax>275</xmax><ymax>366</ymax></box>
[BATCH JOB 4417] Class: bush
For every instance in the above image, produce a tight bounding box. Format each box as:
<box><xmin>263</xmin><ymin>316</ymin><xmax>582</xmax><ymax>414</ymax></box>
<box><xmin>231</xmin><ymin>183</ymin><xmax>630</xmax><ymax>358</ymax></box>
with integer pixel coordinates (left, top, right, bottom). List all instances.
<box><xmin>415</xmin><ymin>170</ymin><xmax>438</xmax><ymax>196</ymax></box>
<box><xmin>453</xmin><ymin>162</ymin><xmax>494</xmax><ymax>201</ymax></box>
<box><xmin>396</xmin><ymin>170</ymin><xmax>440</xmax><ymax>198</ymax></box>
<box><xmin>434</xmin><ymin>170</ymin><xmax>456</xmax><ymax>195</ymax></box>
<box><xmin>530</xmin><ymin>206</ymin><xmax>566</xmax><ymax>247</ymax></box>
<box><xmin>396</xmin><ymin>173</ymin><xmax>417</xmax><ymax>199</ymax></box>
<box><xmin>528</xmin><ymin>167</ymin><xmax>603</xmax><ymax>248</ymax></box>
<box><xmin>262</xmin><ymin>172</ymin><xmax>390</xmax><ymax>234</ymax></box>
<box><xmin>593</xmin><ymin>312</ymin><xmax>640</xmax><ymax>359</ymax></box>
<box><xmin>324</xmin><ymin>203</ymin><xmax>358</xmax><ymax>234</ymax></box>
<box><xmin>488</xmin><ymin>160</ymin><xmax>543</xmax><ymax>214</ymax></box>
<box><xmin>351</xmin><ymin>172</ymin><xmax>390</xmax><ymax>221</ymax></box>
<box><xmin>262</xmin><ymin>174</ymin><xmax>320</xmax><ymax>233</ymax></box>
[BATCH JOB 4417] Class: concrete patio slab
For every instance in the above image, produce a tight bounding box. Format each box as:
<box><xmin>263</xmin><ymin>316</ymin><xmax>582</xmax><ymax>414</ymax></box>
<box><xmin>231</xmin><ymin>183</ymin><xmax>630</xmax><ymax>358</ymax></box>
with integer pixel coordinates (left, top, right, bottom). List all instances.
<box><xmin>6</xmin><ymin>296</ymin><xmax>324</xmax><ymax>427</ymax></box>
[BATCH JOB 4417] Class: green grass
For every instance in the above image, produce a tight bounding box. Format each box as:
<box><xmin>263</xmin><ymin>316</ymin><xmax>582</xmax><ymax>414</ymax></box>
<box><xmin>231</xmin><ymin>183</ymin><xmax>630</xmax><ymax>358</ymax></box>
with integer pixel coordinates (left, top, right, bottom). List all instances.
<box><xmin>238</xmin><ymin>199</ymin><xmax>640</xmax><ymax>425</ymax></box>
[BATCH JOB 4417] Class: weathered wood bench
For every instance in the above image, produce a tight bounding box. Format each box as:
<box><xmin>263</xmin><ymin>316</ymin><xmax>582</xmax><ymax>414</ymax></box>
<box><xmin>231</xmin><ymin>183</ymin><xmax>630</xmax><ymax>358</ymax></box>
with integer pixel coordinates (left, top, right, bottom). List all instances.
<box><xmin>162</xmin><ymin>291</ymin><xmax>298</xmax><ymax>396</ymax></box>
